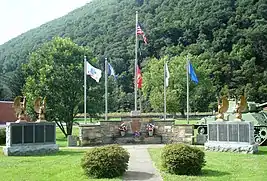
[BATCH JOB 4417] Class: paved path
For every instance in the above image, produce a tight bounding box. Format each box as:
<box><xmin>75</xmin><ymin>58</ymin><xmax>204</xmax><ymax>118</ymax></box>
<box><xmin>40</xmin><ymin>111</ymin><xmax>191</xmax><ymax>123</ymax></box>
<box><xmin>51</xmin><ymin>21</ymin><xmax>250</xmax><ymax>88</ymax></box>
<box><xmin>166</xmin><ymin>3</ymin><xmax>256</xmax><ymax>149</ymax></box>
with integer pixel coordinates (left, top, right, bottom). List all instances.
<box><xmin>122</xmin><ymin>145</ymin><xmax>163</xmax><ymax>181</ymax></box>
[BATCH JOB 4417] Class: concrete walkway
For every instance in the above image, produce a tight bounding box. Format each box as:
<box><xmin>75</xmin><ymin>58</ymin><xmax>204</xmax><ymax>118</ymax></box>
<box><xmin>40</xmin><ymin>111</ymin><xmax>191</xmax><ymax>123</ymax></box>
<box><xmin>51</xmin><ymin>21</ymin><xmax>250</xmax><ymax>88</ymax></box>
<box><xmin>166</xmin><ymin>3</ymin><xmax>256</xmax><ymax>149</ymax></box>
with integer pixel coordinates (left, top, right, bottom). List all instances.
<box><xmin>122</xmin><ymin>145</ymin><xmax>163</xmax><ymax>181</ymax></box>
<box><xmin>65</xmin><ymin>144</ymin><xmax>164</xmax><ymax>180</ymax></box>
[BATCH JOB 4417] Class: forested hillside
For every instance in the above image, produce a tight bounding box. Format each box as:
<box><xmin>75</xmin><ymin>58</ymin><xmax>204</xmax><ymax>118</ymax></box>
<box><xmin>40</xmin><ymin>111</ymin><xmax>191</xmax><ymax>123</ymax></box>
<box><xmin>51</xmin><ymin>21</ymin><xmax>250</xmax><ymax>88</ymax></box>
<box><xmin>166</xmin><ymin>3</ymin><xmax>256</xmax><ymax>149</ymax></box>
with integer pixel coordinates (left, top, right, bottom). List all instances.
<box><xmin>0</xmin><ymin>0</ymin><xmax>267</xmax><ymax>112</ymax></box>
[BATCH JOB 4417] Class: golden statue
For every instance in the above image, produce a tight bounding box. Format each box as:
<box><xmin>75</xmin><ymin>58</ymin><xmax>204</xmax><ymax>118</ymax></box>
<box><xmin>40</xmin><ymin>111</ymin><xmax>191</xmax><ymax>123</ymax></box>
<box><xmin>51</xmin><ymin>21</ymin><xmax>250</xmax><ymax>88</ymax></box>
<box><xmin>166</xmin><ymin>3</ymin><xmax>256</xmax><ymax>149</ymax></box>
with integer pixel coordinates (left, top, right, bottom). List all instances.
<box><xmin>34</xmin><ymin>97</ymin><xmax>46</xmax><ymax>122</ymax></box>
<box><xmin>235</xmin><ymin>95</ymin><xmax>247</xmax><ymax>120</ymax></box>
<box><xmin>13</xmin><ymin>96</ymin><xmax>27</xmax><ymax>123</ymax></box>
<box><xmin>216</xmin><ymin>96</ymin><xmax>229</xmax><ymax>121</ymax></box>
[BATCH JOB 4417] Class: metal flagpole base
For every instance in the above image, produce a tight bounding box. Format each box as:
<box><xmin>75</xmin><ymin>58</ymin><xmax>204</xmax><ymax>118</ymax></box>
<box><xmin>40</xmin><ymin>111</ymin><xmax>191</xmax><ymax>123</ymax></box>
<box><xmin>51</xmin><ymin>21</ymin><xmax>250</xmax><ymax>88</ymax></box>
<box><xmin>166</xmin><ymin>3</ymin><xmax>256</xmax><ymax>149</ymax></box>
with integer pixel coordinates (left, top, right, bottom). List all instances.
<box><xmin>130</xmin><ymin>111</ymin><xmax>141</xmax><ymax>117</ymax></box>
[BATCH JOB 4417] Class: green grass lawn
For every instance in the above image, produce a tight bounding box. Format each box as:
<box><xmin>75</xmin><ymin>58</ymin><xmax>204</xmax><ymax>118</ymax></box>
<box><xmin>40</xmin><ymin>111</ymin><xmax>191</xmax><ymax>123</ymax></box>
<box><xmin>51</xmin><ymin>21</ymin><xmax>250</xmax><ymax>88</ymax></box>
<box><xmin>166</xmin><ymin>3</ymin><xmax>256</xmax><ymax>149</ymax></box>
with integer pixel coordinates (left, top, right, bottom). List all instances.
<box><xmin>148</xmin><ymin>146</ymin><xmax>267</xmax><ymax>181</ymax></box>
<box><xmin>0</xmin><ymin>149</ymin><xmax>121</xmax><ymax>181</ymax></box>
<box><xmin>0</xmin><ymin>127</ymin><xmax>122</xmax><ymax>180</ymax></box>
<box><xmin>175</xmin><ymin>119</ymin><xmax>199</xmax><ymax>125</ymax></box>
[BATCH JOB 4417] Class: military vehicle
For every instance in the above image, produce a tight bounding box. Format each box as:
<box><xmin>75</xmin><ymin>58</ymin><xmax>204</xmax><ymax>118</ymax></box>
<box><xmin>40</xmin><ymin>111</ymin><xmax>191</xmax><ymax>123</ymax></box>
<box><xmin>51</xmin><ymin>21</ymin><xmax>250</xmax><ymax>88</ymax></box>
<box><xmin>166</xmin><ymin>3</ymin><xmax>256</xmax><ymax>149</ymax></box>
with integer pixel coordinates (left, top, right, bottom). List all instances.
<box><xmin>194</xmin><ymin>100</ymin><xmax>267</xmax><ymax>145</ymax></box>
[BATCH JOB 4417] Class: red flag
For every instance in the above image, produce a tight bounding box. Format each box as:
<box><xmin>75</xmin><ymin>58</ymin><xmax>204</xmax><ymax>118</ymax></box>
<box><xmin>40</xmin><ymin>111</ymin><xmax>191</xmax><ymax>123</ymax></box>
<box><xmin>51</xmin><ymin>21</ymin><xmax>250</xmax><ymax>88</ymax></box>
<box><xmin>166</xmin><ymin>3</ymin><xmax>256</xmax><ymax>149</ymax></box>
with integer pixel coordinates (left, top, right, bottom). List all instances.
<box><xmin>136</xmin><ymin>23</ymin><xmax>148</xmax><ymax>44</ymax></box>
<box><xmin>137</xmin><ymin>65</ymin><xmax>142</xmax><ymax>89</ymax></box>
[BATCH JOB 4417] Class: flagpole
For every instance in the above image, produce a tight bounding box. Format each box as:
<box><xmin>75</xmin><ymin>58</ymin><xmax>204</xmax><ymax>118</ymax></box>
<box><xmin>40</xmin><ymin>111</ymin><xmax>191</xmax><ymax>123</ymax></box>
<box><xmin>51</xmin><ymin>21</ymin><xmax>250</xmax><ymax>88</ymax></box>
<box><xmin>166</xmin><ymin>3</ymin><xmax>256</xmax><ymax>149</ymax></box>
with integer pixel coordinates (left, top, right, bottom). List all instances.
<box><xmin>164</xmin><ymin>60</ymin><xmax>167</xmax><ymax>121</ymax></box>
<box><xmin>139</xmin><ymin>90</ymin><xmax>142</xmax><ymax>113</ymax></box>
<box><xmin>134</xmin><ymin>11</ymin><xmax>138</xmax><ymax>111</ymax></box>
<box><xmin>84</xmin><ymin>55</ymin><xmax>87</xmax><ymax>124</ymax></box>
<box><xmin>186</xmin><ymin>55</ymin><xmax>189</xmax><ymax>124</ymax></box>
<box><xmin>105</xmin><ymin>58</ymin><xmax>108</xmax><ymax>121</ymax></box>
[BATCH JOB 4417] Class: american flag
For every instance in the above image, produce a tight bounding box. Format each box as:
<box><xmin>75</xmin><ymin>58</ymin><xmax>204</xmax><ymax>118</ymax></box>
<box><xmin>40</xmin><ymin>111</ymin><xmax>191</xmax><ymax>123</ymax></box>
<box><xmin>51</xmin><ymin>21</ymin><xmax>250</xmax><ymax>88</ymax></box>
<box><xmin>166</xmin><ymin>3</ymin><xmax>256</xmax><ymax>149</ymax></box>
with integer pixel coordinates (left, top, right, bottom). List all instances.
<box><xmin>136</xmin><ymin>23</ymin><xmax>148</xmax><ymax>44</ymax></box>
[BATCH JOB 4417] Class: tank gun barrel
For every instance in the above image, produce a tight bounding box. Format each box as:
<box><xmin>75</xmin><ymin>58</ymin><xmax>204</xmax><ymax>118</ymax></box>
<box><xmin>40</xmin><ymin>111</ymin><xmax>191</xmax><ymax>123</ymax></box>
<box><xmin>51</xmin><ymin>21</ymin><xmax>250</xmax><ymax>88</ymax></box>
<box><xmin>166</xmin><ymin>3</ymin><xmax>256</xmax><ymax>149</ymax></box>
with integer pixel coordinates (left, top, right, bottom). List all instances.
<box><xmin>257</xmin><ymin>102</ymin><xmax>267</xmax><ymax>108</ymax></box>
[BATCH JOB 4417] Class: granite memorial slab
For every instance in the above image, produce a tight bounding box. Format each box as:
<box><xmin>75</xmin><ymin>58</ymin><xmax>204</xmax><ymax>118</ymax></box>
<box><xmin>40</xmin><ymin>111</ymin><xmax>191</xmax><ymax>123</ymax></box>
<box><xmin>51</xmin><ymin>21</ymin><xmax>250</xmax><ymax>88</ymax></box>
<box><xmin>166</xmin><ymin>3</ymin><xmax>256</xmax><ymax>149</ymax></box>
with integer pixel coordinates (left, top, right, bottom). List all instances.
<box><xmin>239</xmin><ymin>124</ymin><xmax>249</xmax><ymax>142</ymax></box>
<box><xmin>205</xmin><ymin>121</ymin><xmax>258</xmax><ymax>154</ymax></box>
<box><xmin>229</xmin><ymin>124</ymin><xmax>238</xmax><ymax>142</ymax></box>
<box><xmin>218</xmin><ymin>124</ymin><xmax>227</xmax><ymax>141</ymax></box>
<box><xmin>3</xmin><ymin>122</ymin><xmax>58</xmax><ymax>156</ymax></box>
<box><xmin>208</xmin><ymin>124</ymin><xmax>217</xmax><ymax>141</ymax></box>
<box><xmin>35</xmin><ymin>125</ymin><xmax>45</xmax><ymax>143</ymax></box>
<box><xmin>45</xmin><ymin>124</ymin><xmax>55</xmax><ymax>143</ymax></box>
<box><xmin>24</xmin><ymin>125</ymin><xmax>34</xmax><ymax>143</ymax></box>
<box><xmin>11</xmin><ymin>126</ymin><xmax>22</xmax><ymax>144</ymax></box>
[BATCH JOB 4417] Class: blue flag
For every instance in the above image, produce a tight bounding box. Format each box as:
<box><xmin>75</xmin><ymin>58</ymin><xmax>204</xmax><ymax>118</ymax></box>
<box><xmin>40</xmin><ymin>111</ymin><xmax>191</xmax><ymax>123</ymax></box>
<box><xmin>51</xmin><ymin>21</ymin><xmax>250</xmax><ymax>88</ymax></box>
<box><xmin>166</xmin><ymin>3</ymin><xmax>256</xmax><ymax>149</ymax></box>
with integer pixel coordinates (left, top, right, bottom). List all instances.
<box><xmin>108</xmin><ymin>63</ymin><xmax>118</xmax><ymax>79</ymax></box>
<box><xmin>188</xmin><ymin>62</ymin><xmax>198</xmax><ymax>84</ymax></box>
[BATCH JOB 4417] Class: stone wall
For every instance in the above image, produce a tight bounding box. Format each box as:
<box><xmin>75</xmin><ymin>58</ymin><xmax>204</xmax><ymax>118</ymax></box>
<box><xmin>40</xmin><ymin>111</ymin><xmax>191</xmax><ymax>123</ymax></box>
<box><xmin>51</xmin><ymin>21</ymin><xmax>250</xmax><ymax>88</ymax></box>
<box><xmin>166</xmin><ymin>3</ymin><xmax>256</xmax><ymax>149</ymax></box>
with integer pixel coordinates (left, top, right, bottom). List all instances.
<box><xmin>171</xmin><ymin>124</ymin><xmax>194</xmax><ymax>144</ymax></box>
<box><xmin>79</xmin><ymin>119</ymin><xmax>194</xmax><ymax>146</ymax></box>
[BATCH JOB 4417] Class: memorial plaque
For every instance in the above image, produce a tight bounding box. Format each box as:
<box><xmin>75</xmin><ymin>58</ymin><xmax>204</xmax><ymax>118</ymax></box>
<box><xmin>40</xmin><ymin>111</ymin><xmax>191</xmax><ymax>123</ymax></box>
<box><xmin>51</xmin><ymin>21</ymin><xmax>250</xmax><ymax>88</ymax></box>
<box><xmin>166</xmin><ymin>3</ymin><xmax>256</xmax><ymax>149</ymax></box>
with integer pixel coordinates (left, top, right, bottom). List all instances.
<box><xmin>11</xmin><ymin>126</ymin><xmax>22</xmax><ymax>144</ymax></box>
<box><xmin>229</xmin><ymin>124</ymin><xmax>238</xmax><ymax>142</ymax></box>
<box><xmin>218</xmin><ymin>124</ymin><xmax>228</xmax><ymax>141</ymax></box>
<box><xmin>24</xmin><ymin>125</ymin><xmax>34</xmax><ymax>143</ymax></box>
<box><xmin>35</xmin><ymin>125</ymin><xmax>44</xmax><ymax>143</ymax></box>
<box><xmin>239</xmin><ymin>124</ymin><xmax>249</xmax><ymax>142</ymax></box>
<box><xmin>208</xmin><ymin>124</ymin><xmax>217</xmax><ymax>141</ymax></box>
<box><xmin>45</xmin><ymin>124</ymin><xmax>55</xmax><ymax>143</ymax></box>
<box><xmin>130</xmin><ymin>119</ymin><xmax>141</xmax><ymax>132</ymax></box>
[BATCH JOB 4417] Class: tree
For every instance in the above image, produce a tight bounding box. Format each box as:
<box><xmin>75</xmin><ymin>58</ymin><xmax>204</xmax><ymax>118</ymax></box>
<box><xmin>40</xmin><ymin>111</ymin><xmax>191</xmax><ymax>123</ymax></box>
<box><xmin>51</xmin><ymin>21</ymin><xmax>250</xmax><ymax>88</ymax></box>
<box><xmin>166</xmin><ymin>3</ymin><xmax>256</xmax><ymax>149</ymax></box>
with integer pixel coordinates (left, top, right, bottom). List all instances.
<box><xmin>1</xmin><ymin>0</ymin><xmax>267</xmax><ymax>106</ymax></box>
<box><xmin>0</xmin><ymin>83</ymin><xmax>3</xmax><ymax>100</ymax></box>
<box><xmin>142</xmin><ymin>55</ymin><xmax>214</xmax><ymax>115</ymax></box>
<box><xmin>5</xmin><ymin>66</ymin><xmax>25</xmax><ymax>99</ymax></box>
<box><xmin>23</xmin><ymin>37</ymin><xmax>101</xmax><ymax>137</ymax></box>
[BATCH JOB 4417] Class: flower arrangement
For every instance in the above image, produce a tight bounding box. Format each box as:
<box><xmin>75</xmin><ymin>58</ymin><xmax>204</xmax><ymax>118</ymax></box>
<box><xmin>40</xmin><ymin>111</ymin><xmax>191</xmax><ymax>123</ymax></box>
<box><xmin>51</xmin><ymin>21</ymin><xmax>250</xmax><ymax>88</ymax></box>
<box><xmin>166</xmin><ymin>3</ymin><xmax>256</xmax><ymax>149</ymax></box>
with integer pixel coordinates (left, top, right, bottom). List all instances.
<box><xmin>119</xmin><ymin>122</ymin><xmax>127</xmax><ymax>132</ymax></box>
<box><xmin>133</xmin><ymin>131</ymin><xmax>140</xmax><ymax>137</ymax></box>
<box><xmin>146</xmin><ymin>123</ymin><xmax>155</xmax><ymax>132</ymax></box>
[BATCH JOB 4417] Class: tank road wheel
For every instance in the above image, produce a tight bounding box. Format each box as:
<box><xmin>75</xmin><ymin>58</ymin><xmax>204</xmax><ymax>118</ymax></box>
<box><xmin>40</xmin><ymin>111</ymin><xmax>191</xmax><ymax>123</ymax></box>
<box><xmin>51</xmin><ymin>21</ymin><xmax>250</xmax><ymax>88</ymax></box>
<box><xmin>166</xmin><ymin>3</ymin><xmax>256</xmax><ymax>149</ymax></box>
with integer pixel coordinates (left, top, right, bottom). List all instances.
<box><xmin>254</xmin><ymin>128</ymin><xmax>267</xmax><ymax>146</ymax></box>
<box><xmin>255</xmin><ymin>136</ymin><xmax>262</xmax><ymax>145</ymax></box>
<box><xmin>259</xmin><ymin>128</ymin><xmax>267</xmax><ymax>139</ymax></box>
<box><xmin>197</xmin><ymin>126</ymin><xmax>206</xmax><ymax>135</ymax></box>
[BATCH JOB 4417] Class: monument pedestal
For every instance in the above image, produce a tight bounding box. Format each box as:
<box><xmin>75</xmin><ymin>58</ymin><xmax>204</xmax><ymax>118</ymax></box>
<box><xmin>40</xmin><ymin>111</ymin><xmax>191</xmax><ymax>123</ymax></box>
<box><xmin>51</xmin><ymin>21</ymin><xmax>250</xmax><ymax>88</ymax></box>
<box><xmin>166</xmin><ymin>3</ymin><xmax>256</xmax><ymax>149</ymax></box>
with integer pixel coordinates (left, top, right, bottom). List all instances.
<box><xmin>3</xmin><ymin>122</ymin><xmax>59</xmax><ymax>156</ymax></box>
<box><xmin>204</xmin><ymin>142</ymin><xmax>258</xmax><ymax>154</ymax></box>
<box><xmin>35</xmin><ymin>119</ymin><xmax>47</xmax><ymax>123</ymax></box>
<box><xmin>3</xmin><ymin>144</ymin><xmax>59</xmax><ymax>156</ymax></box>
<box><xmin>204</xmin><ymin>121</ymin><xmax>258</xmax><ymax>154</ymax></box>
<box><xmin>15</xmin><ymin>120</ymin><xmax>27</xmax><ymax>123</ymax></box>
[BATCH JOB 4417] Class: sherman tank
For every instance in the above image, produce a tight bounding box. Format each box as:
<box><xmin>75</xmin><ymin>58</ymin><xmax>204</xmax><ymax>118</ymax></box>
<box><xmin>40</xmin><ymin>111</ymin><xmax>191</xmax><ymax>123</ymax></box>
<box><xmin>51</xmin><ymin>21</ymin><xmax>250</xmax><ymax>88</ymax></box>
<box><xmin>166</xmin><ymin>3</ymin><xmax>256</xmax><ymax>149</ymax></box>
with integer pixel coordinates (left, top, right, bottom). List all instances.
<box><xmin>194</xmin><ymin>100</ymin><xmax>267</xmax><ymax>145</ymax></box>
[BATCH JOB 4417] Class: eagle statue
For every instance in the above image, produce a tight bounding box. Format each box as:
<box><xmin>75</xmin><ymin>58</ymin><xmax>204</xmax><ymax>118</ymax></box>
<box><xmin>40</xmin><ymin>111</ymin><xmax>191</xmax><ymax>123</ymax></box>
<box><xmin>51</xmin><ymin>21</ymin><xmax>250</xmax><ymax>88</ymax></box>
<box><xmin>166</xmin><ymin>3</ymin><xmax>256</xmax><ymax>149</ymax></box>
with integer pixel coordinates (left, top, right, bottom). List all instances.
<box><xmin>34</xmin><ymin>96</ymin><xmax>46</xmax><ymax>122</ymax></box>
<box><xmin>216</xmin><ymin>96</ymin><xmax>229</xmax><ymax>120</ymax></box>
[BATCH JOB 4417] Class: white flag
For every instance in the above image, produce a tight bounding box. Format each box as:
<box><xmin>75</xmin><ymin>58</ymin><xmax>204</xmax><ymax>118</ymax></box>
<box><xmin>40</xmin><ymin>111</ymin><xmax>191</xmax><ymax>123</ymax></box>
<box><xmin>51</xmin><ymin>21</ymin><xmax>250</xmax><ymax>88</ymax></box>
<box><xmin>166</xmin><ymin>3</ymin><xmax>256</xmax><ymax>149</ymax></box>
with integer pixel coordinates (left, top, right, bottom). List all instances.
<box><xmin>165</xmin><ymin>62</ymin><xmax>170</xmax><ymax>87</ymax></box>
<box><xmin>86</xmin><ymin>61</ymin><xmax>102</xmax><ymax>82</ymax></box>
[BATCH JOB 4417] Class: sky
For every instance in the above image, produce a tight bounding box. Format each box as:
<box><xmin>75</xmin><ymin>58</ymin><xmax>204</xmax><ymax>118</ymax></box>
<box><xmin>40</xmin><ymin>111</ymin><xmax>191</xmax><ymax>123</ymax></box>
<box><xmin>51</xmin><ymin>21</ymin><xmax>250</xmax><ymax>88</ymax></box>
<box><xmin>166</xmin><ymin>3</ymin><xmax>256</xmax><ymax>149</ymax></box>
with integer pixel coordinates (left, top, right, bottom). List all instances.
<box><xmin>0</xmin><ymin>0</ymin><xmax>91</xmax><ymax>45</ymax></box>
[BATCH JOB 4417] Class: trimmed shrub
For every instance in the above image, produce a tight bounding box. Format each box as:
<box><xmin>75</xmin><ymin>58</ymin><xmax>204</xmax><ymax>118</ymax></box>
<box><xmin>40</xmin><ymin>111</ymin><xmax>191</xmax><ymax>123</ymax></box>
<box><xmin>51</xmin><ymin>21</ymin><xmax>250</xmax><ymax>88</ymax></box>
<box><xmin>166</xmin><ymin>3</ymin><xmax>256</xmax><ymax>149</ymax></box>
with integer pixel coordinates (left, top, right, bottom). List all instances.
<box><xmin>0</xmin><ymin>128</ymin><xmax>6</xmax><ymax>145</ymax></box>
<box><xmin>161</xmin><ymin>143</ymin><xmax>205</xmax><ymax>175</ymax></box>
<box><xmin>81</xmin><ymin>144</ymin><xmax>130</xmax><ymax>178</ymax></box>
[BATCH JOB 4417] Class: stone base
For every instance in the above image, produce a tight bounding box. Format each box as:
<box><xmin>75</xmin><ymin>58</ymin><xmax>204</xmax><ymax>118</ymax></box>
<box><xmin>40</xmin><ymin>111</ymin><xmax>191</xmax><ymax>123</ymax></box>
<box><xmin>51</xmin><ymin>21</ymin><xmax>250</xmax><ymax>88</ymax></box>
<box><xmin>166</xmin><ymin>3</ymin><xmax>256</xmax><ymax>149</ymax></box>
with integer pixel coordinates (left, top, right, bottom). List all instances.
<box><xmin>215</xmin><ymin>118</ymin><xmax>225</xmax><ymax>122</ymax></box>
<box><xmin>204</xmin><ymin>142</ymin><xmax>258</xmax><ymax>154</ymax></box>
<box><xmin>3</xmin><ymin>144</ymin><xmax>59</xmax><ymax>156</ymax></box>
<box><xmin>15</xmin><ymin>120</ymin><xmax>27</xmax><ymax>123</ymax></box>
<box><xmin>81</xmin><ymin>135</ymin><xmax>162</xmax><ymax>146</ymax></box>
<box><xmin>130</xmin><ymin>111</ymin><xmax>141</xmax><ymax>116</ymax></box>
<box><xmin>67</xmin><ymin>135</ymin><xmax>78</xmax><ymax>147</ymax></box>
<box><xmin>115</xmin><ymin>135</ymin><xmax>162</xmax><ymax>144</ymax></box>
<box><xmin>35</xmin><ymin>119</ymin><xmax>47</xmax><ymax>123</ymax></box>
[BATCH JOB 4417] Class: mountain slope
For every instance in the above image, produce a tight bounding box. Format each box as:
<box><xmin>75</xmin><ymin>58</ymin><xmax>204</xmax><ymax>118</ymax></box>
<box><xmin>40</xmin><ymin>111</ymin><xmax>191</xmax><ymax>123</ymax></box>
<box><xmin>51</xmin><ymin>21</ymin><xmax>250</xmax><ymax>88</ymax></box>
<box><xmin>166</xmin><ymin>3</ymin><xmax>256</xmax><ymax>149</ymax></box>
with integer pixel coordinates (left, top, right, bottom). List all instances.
<box><xmin>0</xmin><ymin>0</ymin><xmax>267</xmax><ymax>103</ymax></box>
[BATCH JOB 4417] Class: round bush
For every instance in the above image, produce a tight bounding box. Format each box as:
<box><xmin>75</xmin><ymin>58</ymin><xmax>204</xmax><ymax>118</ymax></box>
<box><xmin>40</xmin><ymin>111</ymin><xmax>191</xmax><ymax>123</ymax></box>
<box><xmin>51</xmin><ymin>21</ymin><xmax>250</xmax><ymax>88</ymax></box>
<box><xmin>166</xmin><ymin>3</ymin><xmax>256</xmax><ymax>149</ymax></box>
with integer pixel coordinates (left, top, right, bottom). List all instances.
<box><xmin>81</xmin><ymin>144</ymin><xmax>130</xmax><ymax>178</ymax></box>
<box><xmin>0</xmin><ymin>129</ymin><xmax>6</xmax><ymax>145</ymax></box>
<box><xmin>161</xmin><ymin>143</ymin><xmax>205</xmax><ymax>175</ymax></box>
